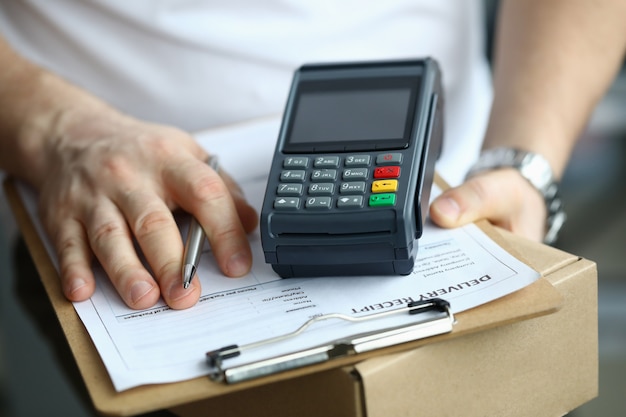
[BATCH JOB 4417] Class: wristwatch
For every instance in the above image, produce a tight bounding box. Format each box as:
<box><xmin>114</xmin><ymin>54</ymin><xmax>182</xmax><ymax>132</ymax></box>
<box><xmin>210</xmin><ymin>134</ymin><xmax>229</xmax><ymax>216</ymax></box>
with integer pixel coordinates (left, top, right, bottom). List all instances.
<box><xmin>466</xmin><ymin>147</ymin><xmax>567</xmax><ymax>245</ymax></box>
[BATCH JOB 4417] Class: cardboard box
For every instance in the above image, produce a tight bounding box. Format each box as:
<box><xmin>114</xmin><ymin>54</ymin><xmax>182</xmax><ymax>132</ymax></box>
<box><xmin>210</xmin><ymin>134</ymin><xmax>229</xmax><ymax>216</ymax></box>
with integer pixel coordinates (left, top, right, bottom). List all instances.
<box><xmin>170</xmin><ymin>230</ymin><xmax>598</xmax><ymax>417</ymax></box>
<box><xmin>4</xmin><ymin>179</ymin><xmax>596</xmax><ymax>417</ymax></box>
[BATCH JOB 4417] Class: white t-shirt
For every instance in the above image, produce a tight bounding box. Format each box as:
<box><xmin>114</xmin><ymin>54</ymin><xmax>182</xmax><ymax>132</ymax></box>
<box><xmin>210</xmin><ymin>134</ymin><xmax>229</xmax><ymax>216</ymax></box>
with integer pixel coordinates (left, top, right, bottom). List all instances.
<box><xmin>0</xmin><ymin>0</ymin><xmax>492</xmax><ymax>184</ymax></box>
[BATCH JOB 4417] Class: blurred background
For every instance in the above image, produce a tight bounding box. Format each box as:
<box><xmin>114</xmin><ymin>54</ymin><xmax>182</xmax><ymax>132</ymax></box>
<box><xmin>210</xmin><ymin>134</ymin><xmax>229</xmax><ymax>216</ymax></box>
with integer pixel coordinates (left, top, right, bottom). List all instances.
<box><xmin>1</xmin><ymin>2</ymin><xmax>625</xmax><ymax>416</ymax></box>
<box><xmin>558</xmin><ymin>68</ymin><xmax>626</xmax><ymax>417</ymax></box>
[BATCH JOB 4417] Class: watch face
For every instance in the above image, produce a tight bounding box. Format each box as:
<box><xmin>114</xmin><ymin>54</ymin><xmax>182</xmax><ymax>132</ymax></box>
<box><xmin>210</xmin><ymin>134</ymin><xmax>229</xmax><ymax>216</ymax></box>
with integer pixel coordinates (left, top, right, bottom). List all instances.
<box><xmin>516</xmin><ymin>152</ymin><xmax>554</xmax><ymax>194</ymax></box>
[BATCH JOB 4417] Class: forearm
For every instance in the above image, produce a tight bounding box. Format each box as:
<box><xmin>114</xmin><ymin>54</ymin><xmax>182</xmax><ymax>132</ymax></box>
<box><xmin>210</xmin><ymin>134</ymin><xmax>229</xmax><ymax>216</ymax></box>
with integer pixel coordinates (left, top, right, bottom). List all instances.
<box><xmin>0</xmin><ymin>37</ymin><xmax>116</xmax><ymax>188</ymax></box>
<box><xmin>484</xmin><ymin>0</ymin><xmax>626</xmax><ymax>178</ymax></box>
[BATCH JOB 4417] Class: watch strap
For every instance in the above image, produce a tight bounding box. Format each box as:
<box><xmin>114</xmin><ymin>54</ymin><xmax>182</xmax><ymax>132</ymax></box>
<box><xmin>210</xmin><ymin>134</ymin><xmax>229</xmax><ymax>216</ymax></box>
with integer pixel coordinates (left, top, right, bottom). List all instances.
<box><xmin>466</xmin><ymin>147</ymin><xmax>567</xmax><ymax>245</ymax></box>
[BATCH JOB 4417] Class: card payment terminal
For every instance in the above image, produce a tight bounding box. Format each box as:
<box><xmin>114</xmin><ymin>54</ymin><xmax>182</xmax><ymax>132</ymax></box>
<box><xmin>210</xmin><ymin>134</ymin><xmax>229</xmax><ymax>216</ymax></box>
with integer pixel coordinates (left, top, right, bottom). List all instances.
<box><xmin>260</xmin><ymin>59</ymin><xmax>443</xmax><ymax>278</ymax></box>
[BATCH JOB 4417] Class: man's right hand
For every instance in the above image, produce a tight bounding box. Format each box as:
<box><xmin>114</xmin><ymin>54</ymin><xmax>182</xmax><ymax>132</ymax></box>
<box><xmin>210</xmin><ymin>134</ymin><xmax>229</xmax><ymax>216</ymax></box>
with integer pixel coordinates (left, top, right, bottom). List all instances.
<box><xmin>34</xmin><ymin>109</ymin><xmax>258</xmax><ymax>310</ymax></box>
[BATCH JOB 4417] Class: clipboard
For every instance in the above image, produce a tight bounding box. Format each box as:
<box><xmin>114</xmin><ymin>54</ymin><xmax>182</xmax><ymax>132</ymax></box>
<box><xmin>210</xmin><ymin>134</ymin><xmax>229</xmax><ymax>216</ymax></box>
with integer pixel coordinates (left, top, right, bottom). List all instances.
<box><xmin>206</xmin><ymin>298</ymin><xmax>455</xmax><ymax>384</ymax></box>
<box><xmin>3</xmin><ymin>174</ymin><xmax>563</xmax><ymax>416</ymax></box>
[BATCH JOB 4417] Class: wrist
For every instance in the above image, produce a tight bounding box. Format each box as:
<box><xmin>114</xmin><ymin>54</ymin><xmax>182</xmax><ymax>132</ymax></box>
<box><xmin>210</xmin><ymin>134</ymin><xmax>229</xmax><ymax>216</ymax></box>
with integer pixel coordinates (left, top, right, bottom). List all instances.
<box><xmin>467</xmin><ymin>147</ymin><xmax>567</xmax><ymax>245</ymax></box>
<box><xmin>2</xmin><ymin>68</ymin><xmax>60</xmax><ymax>187</ymax></box>
<box><xmin>12</xmin><ymin>72</ymin><xmax>120</xmax><ymax>188</ymax></box>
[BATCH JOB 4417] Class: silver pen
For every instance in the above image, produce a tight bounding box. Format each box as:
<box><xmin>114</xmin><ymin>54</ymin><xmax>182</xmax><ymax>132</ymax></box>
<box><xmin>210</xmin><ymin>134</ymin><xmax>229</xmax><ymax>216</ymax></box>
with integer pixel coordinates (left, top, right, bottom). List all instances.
<box><xmin>182</xmin><ymin>155</ymin><xmax>219</xmax><ymax>289</ymax></box>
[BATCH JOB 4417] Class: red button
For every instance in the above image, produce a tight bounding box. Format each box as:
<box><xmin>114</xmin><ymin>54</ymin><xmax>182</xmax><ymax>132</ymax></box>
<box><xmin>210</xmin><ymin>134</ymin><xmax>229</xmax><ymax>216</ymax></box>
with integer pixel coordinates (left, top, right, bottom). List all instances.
<box><xmin>374</xmin><ymin>166</ymin><xmax>400</xmax><ymax>178</ymax></box>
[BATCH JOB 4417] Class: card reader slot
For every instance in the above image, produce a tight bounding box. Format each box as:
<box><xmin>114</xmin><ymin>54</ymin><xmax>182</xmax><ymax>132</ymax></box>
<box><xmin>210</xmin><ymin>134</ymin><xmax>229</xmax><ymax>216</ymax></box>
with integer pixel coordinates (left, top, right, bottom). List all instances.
<box><xmin>276</xmin><ymin>243</ymin><xmax>395</xmax><ymax>265</ymax></box>
<box><xmin>274</xmin><ymin>231</ymin><xmax>392</xmax><ymax>238</ymax></box>
<box><xmin>268</xmin><ymin>211</ymin><xmax>397</xmax><ymax>236</ymax></box>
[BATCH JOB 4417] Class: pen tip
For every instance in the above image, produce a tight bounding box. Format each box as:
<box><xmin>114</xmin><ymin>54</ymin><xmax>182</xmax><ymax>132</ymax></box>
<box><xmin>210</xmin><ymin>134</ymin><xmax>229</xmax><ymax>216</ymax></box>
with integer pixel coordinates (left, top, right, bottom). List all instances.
<box><xmin>182</xmin><ymin>264</ymin><xmax>196</xmax><ymax>289</ymax></box>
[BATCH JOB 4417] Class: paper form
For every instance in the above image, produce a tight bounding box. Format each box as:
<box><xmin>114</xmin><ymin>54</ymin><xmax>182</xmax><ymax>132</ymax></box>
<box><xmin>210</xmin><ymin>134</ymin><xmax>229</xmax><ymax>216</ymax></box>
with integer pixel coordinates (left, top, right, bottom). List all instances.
<box><xmin>16</xmin><ymin>117</ymin><xmax>540</xmax><ymax>391</ymax></box>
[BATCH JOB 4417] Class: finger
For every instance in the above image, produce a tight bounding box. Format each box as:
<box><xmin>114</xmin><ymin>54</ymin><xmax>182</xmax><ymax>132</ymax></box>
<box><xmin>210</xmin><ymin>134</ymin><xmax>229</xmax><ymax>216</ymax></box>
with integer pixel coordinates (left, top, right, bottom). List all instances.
<box><xmin>220</xmin><ymin>171</ymin><xmax>259</xmax><ymax>233</ymax></box>
<box><xmin>164</xmin><ymin>159</ymin><xmax>253</xmax><ymax>278</ymax></box>
<box><xmin>429</xmin><ymin>179</ymin><xmax>492</xmax><ymax>229</ymax></box>
<box><xmin>430</xmin><ymin>169</ymin><xmax>546</xmax><ymax>240</ymax></box>
<box><xmin>50</xmin><ymin>217</ymin><xmax>96</xmax><ymax>302</ymax></box>
<box><xmin>85</xmin><ymin>198</ymin><xmax>161</xmax><ymax>309</ymax></box>
<box><xmin>118</xmin><ymin>189</ymin><xmax>201</xmax><ymax>309</ymax></box>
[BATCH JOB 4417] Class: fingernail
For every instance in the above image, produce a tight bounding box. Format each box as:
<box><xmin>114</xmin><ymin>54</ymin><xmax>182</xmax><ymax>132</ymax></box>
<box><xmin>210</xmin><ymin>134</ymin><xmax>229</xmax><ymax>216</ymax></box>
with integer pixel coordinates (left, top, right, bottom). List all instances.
<box><xmin>227</xmin><ymin>252</ymin><xmax>249</xmax><ymax>277</ymax></box>
<box><xmin>168</xmin><ymin>281</ymin><xmax>192</xmax><ymax>302</ymax></box>
<box><xmin>434</xmin><ymin>197</ymin><xmax>460</xmax><ymax>220</ymax></box>
<box><xmin>130</xmin><ymin>281</ymin><xmax>155</xmax><ymax>304</ymax></box>
<box><xmin>68</xmin><ymin>278</ymin><xmax>88</xmax><ymax>297</ymax></box>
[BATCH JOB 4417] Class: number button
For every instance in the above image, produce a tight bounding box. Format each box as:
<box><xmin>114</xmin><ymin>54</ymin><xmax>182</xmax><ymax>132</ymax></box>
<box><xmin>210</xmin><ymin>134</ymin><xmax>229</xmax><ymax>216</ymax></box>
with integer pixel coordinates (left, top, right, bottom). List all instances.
<box><xmin>308</xmin><ymin>183</ymin><xmax>334</xmax><ymax>195</ymax></box>
<box><xmin>314</xmin><ymin>156</ymin><xmax>340</xmax><ymax>168</ymax></box>
<box><xmin>340</xmin><ymin>182</ymin><xmax>366</xmax><ymax>194</ymax></box>
<box><xmin>345</xmin><ymin>155</ymin><xmax>371</xmax><ymax>167</ymax></box>
<box><xmin>311</xmin><ymin>169</ymin><xmax>337</xmax><ymax>181</ymax></box>
<box><xmin>342</xmin><ymin>168</ymin><xmax>368</xmax><ymax>180</ymax></box>
<box><xmin>277</xmin><ymin>183</ymin><xmax>303</xmax><ymax>196</ymax></box>
<box><xmin>280</xmin><ymin>170</ymin><xmax>306</xmax><ymax>182</ymax></box>
<box><xmin>283</xmin><ymin>157</ymin><xmax>309</xmax><ymax>168</ymax></box>
<box><xmin>305</xmin><ymin>196</ymin><xmax>332</xmax><ymax>210</ymax></box>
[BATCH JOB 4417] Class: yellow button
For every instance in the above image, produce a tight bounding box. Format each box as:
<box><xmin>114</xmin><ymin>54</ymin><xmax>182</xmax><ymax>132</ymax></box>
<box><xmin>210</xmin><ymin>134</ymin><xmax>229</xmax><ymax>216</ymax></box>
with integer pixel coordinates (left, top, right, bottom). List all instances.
<box><xmin>371</xmin><ymin>179</ymin><xmax>398</xmax><ymax>193</ymax></box>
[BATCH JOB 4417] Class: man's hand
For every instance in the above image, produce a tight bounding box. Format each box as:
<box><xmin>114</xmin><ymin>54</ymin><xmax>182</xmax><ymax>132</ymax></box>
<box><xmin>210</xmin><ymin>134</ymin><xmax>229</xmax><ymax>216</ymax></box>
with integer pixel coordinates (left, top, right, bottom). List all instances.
<box><xmin>429</xmin><ymin>169</ymin><xmax>546</xmax><ymax>242</ymax></box>
<box><xmin>36</xmin><ymin>112</ymin><xmax>258</xmax><ymax>310</ymax></box>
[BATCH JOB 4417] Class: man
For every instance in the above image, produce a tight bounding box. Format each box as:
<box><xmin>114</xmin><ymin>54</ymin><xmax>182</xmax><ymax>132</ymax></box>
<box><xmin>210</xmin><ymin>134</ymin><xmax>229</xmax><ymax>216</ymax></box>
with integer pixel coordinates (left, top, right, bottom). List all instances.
<box><xmin>1</xmin><ymin>0</ymin><xmax>624</xmax><ymax>310</ymax></box>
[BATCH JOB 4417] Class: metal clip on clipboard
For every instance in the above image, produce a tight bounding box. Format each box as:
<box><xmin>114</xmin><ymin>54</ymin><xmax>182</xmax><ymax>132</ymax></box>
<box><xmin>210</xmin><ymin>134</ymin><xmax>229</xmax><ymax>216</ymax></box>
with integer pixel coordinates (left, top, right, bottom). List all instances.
<box><xmin>206</xmin><ymin>298</ymin><xmax>454</xmax><ymax>384</ymax></box>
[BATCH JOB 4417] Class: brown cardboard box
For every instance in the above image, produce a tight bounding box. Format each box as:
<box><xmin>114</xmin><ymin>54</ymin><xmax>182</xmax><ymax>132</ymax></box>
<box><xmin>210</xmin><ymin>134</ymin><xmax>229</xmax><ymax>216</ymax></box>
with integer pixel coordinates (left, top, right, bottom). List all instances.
<box><xmin>4</xmin><ymin>179</ymin><xmax>596</xmax><ymax>417</ymax></box>
<box><xmin>170</xmin><ymin>230</ymin><xmax>598</xmax><ymax>417</ymax></box>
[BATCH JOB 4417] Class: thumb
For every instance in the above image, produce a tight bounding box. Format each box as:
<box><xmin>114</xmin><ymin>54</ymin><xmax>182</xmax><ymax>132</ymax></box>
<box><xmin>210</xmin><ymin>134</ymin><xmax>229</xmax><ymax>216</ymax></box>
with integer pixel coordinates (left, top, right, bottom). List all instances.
<box><xmin>429</xmin><ymin>179</ymin><xmax>491</xmax><ymax>229</ymax></box>
<box><xmin>429</xmin><ymin>168</ymin><xmax>542</xmax><ymax>234</ymax></box>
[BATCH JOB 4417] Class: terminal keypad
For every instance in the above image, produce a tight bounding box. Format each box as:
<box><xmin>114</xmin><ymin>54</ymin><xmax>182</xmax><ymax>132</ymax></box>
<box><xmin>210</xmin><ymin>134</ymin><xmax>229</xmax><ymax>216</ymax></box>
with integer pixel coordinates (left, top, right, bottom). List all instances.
<box><xmin>273</xmin><ymin>153</ymin><xmax>403</xmax><ymax>211</ymax></box>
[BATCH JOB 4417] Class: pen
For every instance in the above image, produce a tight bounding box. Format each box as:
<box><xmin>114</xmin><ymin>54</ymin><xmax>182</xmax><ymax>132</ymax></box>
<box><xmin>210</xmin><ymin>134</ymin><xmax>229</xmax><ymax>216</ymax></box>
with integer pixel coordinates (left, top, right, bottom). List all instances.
<box><xmin>182</xmin><ymin>155</ymin><xmax>219</xmax><ymax>289</ymax></box>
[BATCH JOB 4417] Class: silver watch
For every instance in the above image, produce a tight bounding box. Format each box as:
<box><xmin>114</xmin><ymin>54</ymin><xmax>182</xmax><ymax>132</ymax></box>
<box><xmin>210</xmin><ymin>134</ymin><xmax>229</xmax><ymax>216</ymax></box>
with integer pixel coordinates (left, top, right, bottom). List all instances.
<box><xmin>466</xmin><ymin>147</ymin><xmax>566</xmax><ymax>245</ymax></box>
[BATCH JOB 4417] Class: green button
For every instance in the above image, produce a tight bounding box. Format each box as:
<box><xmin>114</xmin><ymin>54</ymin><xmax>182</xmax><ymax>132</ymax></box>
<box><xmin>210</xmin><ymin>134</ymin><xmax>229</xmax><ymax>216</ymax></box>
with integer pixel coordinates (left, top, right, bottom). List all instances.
<box><xmin>369</xmin><ymin>193</ymin><xmax>396</xmax><ymax>207</ymax></box>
